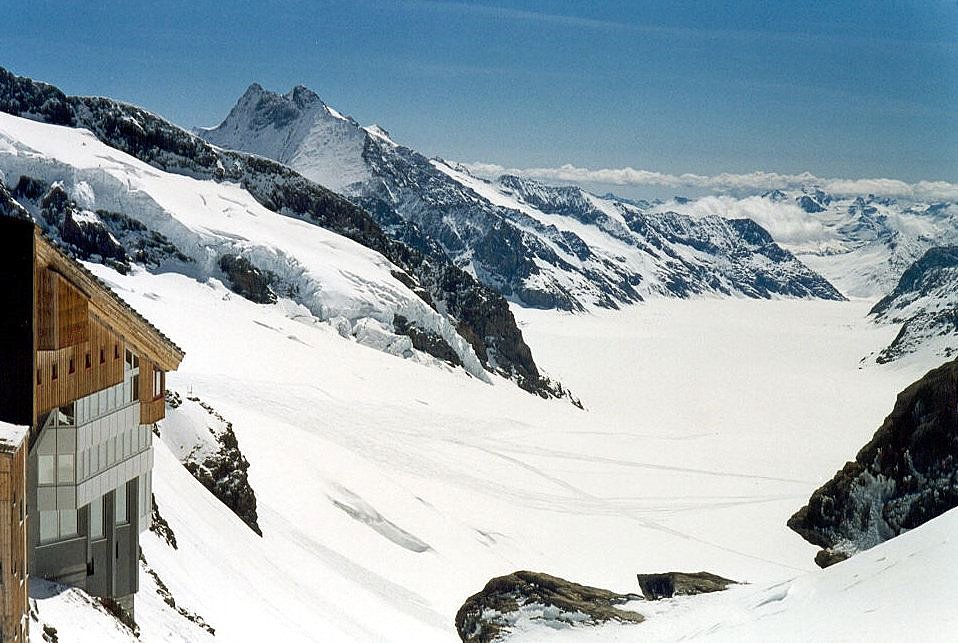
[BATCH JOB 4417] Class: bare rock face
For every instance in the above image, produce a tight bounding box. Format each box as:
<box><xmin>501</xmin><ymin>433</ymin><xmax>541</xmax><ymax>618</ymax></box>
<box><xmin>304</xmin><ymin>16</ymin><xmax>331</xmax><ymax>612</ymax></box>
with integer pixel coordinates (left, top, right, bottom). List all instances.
<box><xmin>635</xmin><ymin>571</ymin><xmax>737</xmax><ymax>600</ymax></box>
<box><xmin>788</xmin><ymin>356</ymin><xmax>958</xmax><ymax>566</ymax></box>
<box><xmin>455</xmin><ymin>571</ymin><xmax>643</xmax><ymax>643</ymax></box>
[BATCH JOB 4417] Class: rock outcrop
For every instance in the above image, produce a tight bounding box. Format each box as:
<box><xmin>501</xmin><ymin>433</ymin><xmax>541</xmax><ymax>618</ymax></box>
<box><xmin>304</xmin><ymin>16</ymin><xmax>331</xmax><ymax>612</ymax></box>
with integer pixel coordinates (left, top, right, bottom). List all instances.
<box><xmin>455</xmin><ymin>571</ymin><xmax>643</xmax><ymax>643</ymax></box>
<box><xmin>635</xmin><ymin>571</ymin><xmax>737</xmax><ymax>600</ymax></box>
<box><xmin>788</xmin><ymin>356</ymin><xmax>958</xmax><ymax>566</ymax></box>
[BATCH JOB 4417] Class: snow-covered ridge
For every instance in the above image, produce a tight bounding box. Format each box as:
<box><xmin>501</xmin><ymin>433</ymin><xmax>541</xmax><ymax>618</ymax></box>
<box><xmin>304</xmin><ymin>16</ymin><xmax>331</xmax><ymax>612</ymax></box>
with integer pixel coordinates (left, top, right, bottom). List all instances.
<box><xmin>868</xmin><ymin>246</ymin><xmax>958</xmax><ymax>363</ymax></box>
<box><xmin>0</xmin><ymin>112</ymin><xmax>489</xmax><ymax>380</ymax></box>
<box><xmin>198</xmin><ymin>83</ymin><xmax>846</xmax><ymax>311</ymax></box>
<box><xmin>662</xmin><ymin>189</ymin><xmax>958</xmax><ymax>300</ymax></box>
<box><xmin>0</xmin><ymin>65</ymin><xmax>564</xmax><ymax>399</ymax></box>
<box><xmin>197</xmin><ymin>82</ymin><xmax>371</xmax><ymax>193</ymax></box>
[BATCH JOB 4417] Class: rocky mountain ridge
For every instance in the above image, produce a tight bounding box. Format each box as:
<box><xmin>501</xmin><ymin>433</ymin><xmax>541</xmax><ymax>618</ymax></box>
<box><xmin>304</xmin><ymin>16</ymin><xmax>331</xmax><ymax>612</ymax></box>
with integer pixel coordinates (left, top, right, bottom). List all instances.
<box><xmin>199</xmin><ymin>83</ymin><xmax>846</xmax><ymax>310</ymax></box>
<box><xmin>0</xmin><ymin>66</ymin><xmax>566</xmax><ymax>399</ymax></box>
<box><xmin>869</xmin><ymin>246</ymin><xmax>958</xmax><ymax>364</ymax></box>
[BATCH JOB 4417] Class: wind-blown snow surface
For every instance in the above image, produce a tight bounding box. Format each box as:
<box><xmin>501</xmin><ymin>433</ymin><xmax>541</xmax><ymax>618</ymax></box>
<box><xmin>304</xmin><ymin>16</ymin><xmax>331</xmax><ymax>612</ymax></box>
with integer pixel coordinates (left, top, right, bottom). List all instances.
<box><xmin>0</xmin><ymin>112</ymin><xmax>488</xmax><ymax>379</ymax></box>
<box><xmin>29</xmin><ymin>256</ymin><xmax>938</xmax><ymax>641</ymax></box>
<box><xmin>504</xmin><ymin>507</ymin><xmax>958</xmax><ymax>642</ymax></box>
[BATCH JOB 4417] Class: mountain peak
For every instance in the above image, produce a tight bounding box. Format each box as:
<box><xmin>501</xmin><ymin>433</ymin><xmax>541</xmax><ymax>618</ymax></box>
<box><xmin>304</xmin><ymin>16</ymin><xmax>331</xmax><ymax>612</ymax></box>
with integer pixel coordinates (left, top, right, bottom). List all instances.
<box><xmin>242</xmin><ymin>82</ymin><xmax>265</xmax><ymax>98</ymax></box>
<box><xmin>287</xmin><ymin>84</ymin><xmax>322</xmax><ymax>108</ymax></box>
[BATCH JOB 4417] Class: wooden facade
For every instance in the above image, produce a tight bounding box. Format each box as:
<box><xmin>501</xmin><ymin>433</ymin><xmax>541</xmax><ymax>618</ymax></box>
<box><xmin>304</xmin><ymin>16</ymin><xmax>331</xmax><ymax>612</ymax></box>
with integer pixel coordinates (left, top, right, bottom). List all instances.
<box><xmin>31</xmin><ymin>227</ymin><xmax>184</xmax><ymax>423</ymax></box>
<box><xmin>139</xmin><ymin>358</ymin><xmax>166</xmax><ymax>425</ymax></box>
<box><xmin>0</xmin><ymin>217</ymin><xmax>185</xmax><ymax>638</ymax></box>
<box><xmin>0</xmin><ymin>437</ymin><xmax>28</xmax><ymax>643</ymax></box>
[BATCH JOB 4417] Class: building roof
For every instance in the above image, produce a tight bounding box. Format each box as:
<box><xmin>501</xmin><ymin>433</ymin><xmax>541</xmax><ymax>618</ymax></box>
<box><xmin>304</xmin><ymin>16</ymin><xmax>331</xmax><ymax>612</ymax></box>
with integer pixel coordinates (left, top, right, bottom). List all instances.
<box><xmin>0</xmin><ymin>421</ymin><xmax>28</xmax><ymax>453</ymax></box>
<box><xmin>10</xmin><ymin>216</ymin><xmax>187</xmax><ymax>371</ymax></box>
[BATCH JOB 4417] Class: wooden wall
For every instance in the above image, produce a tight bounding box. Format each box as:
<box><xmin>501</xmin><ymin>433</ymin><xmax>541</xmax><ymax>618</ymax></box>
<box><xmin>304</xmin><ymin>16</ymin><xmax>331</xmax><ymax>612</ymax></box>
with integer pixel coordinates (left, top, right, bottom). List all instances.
<box><xmin>139</xmin><ymin>358</ymin><xmax>166</xmax><ymax>425</ymax></box>
<box><xmin>35</xmin><ymin>311</ymin><xmax>125</xmax><ymax>419</ymax></box>
<box><xmin>0</xmin><ymin>442</ymin><xmax>28</xmax><ymax>643</ymax></box>
<box><xmin>37</xmin><ymin>270</ymin><xmax>89</xmax><ymax>351</ymax></box>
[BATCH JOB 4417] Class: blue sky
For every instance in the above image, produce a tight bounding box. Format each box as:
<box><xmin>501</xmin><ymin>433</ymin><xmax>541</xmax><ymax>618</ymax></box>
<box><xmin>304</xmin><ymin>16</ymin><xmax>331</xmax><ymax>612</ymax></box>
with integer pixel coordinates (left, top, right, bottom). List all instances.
<box><xmin>3</xmin><ymin>1</ymin><xmax>956</xmax><ymax>189</ymax></box>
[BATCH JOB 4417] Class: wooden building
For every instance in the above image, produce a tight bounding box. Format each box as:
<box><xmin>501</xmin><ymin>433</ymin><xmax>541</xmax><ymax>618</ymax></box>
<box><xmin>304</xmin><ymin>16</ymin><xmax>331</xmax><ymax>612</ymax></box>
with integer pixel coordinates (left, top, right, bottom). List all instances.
<box><xmin>0</xmin><ymin>423</ymin><xmax>27</xmax><ymax>643</ymax></box>
<box><xmin>0</xmin><ymin>217</ymin><xmax>184</xmax><ymax>639</ymax></box>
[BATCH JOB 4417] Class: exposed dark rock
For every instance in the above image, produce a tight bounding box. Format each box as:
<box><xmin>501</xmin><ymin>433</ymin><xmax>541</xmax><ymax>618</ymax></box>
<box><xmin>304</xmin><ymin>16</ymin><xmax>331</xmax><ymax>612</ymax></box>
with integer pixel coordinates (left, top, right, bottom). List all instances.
<box><xmin>455</xmin><ymin>571</ymin><xmax>642</xmax><ymax>643</ymax></box>
<box><xmin>140</xmin><ymin>554</ymin><xmax>215</xmax><ymax>635</ymax></box>
<box><xmin>41</xmin><ymin>624</ymin><xmax>58</xmax><ymax>643</ymax></box>
<box><xmin>393</xmin><ymin>314</ymin><xmax>462</xmax><ymax>367</ymax></box>
<box><xmin>0</xmin><ymin>177</ymin><xmax>32</xmax><ymax>220</ymax></box>
<box><xmin>788</xmin><ymin>356</ymin><xmax>958</xmax><ymax>566</ymax></box>
<box><xmin>0</xmin><ymin>66</ymin><xmax>566</xmax><ymax>401</ymax></box>
<box><xmin>870</xmin><ymin>246</ymin><xmax>958</xmax><ymax>364</ymax></box>
<box><xmin>797</xmin><ymin>195</ymin><xmax>826</xmax><ymax>213</ymax></box>
<box><xmin>814</xmin><ymin>549</ymin><xmax>849</xmax><ymax>569</ymax></box>
<box><xmin>218</xmin><ymin>254</ymin><xmax>278</xmax><ymax>304</ymax></box>
<box><xmin>95</xmin><ymin>209</ymin><xmax>193</xmax><ymax>268</ymax></box>
<box><xmin>149</xmin><ymin>494</ymin><xmax>178</xmax><ymax>550</ymax></box>
<box><xmin>635</xmin><ymin>571</ymin><xmax>737</xmax><ymax>600</ymax></box>
<box><xmin>182</xmin><ymin>395</ymin><xmax>261</xmax><ymax>536</ymax></box>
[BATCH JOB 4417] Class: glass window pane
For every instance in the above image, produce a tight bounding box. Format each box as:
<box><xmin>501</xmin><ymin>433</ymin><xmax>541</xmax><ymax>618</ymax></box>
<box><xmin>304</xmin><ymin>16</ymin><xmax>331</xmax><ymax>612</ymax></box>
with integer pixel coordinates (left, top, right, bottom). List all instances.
<box><xmin>89</xmin><ymin>497</ymin><xmax>104</xmax><ymax>540</ymax></box>
<box><xmin>57</xmin><ymin>454</ymin><xmax>75</xmax><ymax>483</ymax></box>
<box><xmin>59</xmin><ymin>510</ymin><xmax>77</xmax><ymax>538</ymax></box>
<box><xmin>115</xmin><ymin>484</ymin><xmax>128</xmax><ymax>525</ymax></box>
<box><xmin>39</xmin><ymin>511</ymin><xmax>58</xmax><ymax>543</ymax></box>
<box><xmin>38</xmin><ymin>455</ymin><xmax>56</xmax><ymax>485</ymax></box>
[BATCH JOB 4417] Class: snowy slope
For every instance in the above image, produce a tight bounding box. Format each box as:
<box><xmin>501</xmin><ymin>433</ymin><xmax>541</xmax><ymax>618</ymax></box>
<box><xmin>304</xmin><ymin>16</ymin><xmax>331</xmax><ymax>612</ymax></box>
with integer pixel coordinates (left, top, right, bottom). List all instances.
<box><xmin>0</xmin><ymin>112</ymin><xmax>488</xmax><ymax>380</ymax></box>
<box><xmin>504</xmin><ymin>507</ymin><xmax>958</xmax><ymax>642</ymax></box>
<box><xmin>30</xmin><ymin>256</ymin><xmax>936</xmax><ymax>641</ymax></box>
<box><xmin>0</xmin><ymin>66</ymin><xmax>563</xmax><ymax>399</ymax></box>
<box><xmin>198</xmin><ymin>84</ymin><xmax>843</xmax><ymax>310</ymax></box>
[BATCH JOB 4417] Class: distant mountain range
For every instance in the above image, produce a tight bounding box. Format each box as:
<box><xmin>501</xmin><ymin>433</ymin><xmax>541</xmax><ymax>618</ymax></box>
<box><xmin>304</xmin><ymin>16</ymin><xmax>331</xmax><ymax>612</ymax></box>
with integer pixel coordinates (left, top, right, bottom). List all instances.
<box><xmin>0</xmin><ymin>66</ymin><xmax>569</xmax><ymax>399</ymax></box>
<box><xmin>198</xmin><ymin>83</ymin><xmax>845</xmax><ymax>310</ymax></box>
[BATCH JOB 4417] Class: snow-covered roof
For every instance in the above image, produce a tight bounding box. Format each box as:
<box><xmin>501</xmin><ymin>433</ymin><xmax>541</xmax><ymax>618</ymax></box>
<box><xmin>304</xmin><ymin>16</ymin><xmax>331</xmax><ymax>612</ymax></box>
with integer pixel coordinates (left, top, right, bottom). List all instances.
<box><xmin>0</xmin><ymin>421</ymin><xmax>27</xmax><ymax>453</ymax></box>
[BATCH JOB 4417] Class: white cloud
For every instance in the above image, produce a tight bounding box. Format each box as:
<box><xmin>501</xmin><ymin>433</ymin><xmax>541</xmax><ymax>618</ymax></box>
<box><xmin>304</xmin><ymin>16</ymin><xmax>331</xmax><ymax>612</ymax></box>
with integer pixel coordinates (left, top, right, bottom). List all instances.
<box><xmin>665</xmin><ymin>195</ymin><xmax>833</xmax><ymax>246</ymax></box>
<box><xmin>459</xmin><ymin>162</ymin><xmax>958</xmax><ymax>201</ymax></box>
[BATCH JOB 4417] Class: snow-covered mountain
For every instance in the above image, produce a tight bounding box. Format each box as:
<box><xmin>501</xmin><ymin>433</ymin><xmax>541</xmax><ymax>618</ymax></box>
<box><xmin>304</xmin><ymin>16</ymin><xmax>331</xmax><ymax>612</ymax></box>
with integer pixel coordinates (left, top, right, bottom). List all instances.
<box><xmin>868</xmin><ymin>246</ymin><xmax>958</xmax><ymax>364</ymax></box>
<box><xmin>0</xmin><ymin>66</ymin><xmax>566</xmax><ymax>399</ymax></box>
<box><xmin>198</xmin><ymin>84</ymin><xmax>844</xmax><ymax>309</ymax></box>
<box><xmin>3</xmin><ymin>66</ymin><xmax>956</xmax><ymax>643</ymax></box>
<box><xmin>757</xmin><ymin>189</ymin><xmax>958</xmax><ymax>299</ymax></box>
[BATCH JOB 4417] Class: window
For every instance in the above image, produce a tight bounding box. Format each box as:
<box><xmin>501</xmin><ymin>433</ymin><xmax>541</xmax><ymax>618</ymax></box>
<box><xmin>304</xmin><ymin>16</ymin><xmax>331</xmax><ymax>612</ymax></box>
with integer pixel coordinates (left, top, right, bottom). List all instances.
<box><xmin>85</xmin><ymin>353</ymin><xmax>91</xmax><ymax>369</ymax></box>
<box><xmin>115</xmin><ymin>484</ymin><xmax>128</xmax><ymax>525</ymax></box>
<box><xmin>36</xmin><ymin>368</ymin><xmax>41</xmax><ymax>385</ymax></box>
<box><xmin>51</xmin><ymin>364</ymin><xmax>58</xmax><ymax>380</ymax></box>
<box><xmin>89</xmin><ymin>496</ymin><xmax>104</xmax><ymax>540</ymax></box>
<box><xmin>114</xmin><ymin>344</ymin><xmax>120</xmax><ymax>360</ymax></box>
<box><xmin>38</xmin><ymin>455</ymin><xmax>56</xmax><ymax>485</ymax></box>
<box><xmin>57</xmin><ymin>454</ymin><xmax>75</xmax><ymax>484</ymax></box>
<box><xmin>69</xmin><ymin>358</ymin><xmax>75</xmax><ymax>374</ymax></box>
<box><xmin>153</xmin><ymin>369</ymin><xmax>164</xmax><ymax>399</ymax></box>
<box><xmin>39</xmin><ymin>511</ymin><xmax>57</xmax><ymax>543</ymax></box>
<box><xmin>99</xmin><ymin>348</ymin><xmax>105</xmax><ymax>364</ymax></box>
<box><xmin>59</xmin><ymin>510</ymin><xmax>77</xmax><ymax>538</ymax></box>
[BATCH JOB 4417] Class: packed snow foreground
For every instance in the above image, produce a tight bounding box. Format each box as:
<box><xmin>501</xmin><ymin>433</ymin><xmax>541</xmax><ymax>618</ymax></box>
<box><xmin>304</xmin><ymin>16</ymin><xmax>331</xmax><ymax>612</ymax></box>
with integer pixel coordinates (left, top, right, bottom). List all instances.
<box><xmin>2</xmin><ymin>115</ymin><xmax>952</xmax><ymax>641</ymax></box>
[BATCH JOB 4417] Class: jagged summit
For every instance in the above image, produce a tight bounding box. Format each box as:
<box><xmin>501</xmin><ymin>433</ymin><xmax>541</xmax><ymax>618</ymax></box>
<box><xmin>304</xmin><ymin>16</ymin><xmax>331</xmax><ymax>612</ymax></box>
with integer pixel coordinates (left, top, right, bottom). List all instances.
<box><xmin>200</xmin><ymin>81</ymin><xmax>371</xmax><ymax>191</ymax></box>
<box><xmin>197</xmin><ymin>86</ymin><xmax>845</xmax><ymax>310</ymax></box>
